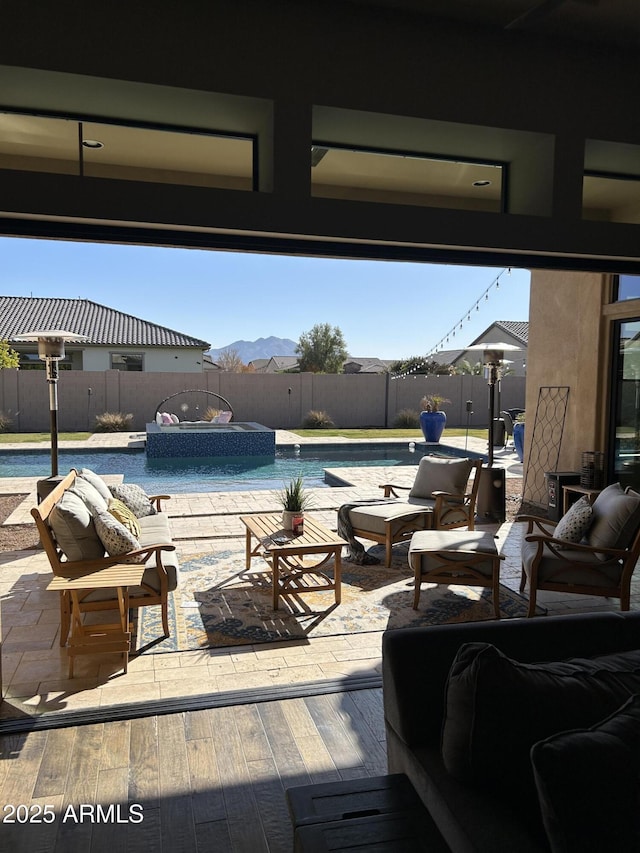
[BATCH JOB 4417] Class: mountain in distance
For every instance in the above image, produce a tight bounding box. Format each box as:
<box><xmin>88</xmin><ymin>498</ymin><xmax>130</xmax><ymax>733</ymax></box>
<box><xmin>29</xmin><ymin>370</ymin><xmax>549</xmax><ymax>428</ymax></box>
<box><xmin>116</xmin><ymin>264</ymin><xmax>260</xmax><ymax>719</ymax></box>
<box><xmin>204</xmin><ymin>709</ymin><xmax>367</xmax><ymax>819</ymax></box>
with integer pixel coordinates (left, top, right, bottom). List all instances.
<box><xmin>207</xmin><ymin>336</ymin><xmax>297</xmax><ymax>364</ymax></box>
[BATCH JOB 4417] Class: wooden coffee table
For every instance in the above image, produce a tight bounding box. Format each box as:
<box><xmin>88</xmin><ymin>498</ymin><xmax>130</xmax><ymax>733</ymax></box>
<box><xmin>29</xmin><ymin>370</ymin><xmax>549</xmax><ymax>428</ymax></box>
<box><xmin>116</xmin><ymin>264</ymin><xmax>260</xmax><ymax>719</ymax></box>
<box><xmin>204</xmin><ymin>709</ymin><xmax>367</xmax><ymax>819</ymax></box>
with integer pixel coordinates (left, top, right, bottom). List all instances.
<box><xmin>240</xmin><ymin>513</ymin><xmax>347</xmax><ymax>610</ymax></box>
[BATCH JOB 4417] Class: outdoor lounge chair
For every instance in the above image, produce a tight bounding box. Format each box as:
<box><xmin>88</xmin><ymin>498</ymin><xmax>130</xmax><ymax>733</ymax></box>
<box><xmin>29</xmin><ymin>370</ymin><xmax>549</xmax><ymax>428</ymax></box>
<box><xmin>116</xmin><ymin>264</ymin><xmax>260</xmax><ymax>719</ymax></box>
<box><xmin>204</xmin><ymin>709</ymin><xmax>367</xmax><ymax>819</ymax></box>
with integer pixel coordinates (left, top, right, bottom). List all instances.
<box><xmin>343</xmin><ymin>456</ymin><xmax>482</xmax><ymax>567</ymax></box>
<box><xmin>519</xmin><ymin>483</ymin><xmax>640</xmax><ymax>616</ymax></box>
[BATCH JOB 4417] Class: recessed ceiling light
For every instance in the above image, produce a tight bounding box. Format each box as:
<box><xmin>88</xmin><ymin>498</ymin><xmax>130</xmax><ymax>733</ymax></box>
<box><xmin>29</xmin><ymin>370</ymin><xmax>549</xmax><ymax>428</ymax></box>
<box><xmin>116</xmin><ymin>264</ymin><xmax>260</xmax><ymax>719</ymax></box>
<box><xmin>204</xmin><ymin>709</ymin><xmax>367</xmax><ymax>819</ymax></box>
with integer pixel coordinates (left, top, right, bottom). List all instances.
<box><xmin>472</xmin><ymin>179</ymin><xmax>492</xmax><ymax>187</ymax></box>
<box><xmin>82</xmin><ymin>139</ymin><xmax>104</xmax><ymax>149</ymax></box>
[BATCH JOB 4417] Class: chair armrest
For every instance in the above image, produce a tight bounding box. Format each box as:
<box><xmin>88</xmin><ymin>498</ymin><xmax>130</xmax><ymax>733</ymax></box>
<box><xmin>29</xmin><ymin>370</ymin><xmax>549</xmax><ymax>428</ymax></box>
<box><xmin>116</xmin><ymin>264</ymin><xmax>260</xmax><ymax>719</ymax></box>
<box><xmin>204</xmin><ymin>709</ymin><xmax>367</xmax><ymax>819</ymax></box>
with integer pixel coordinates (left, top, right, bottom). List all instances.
<box><xmin>516</xmin><ymin>514</ymin><xmax>556</xmax><ymax>535</ymax></box>
<box><xmin>58</xmin><ymin>542</ymin><xmax>176</xmax><ymax>574</ymax></box>
<box><xmin>380</xmin><ymin>483</ymin><xmax>410</xmax><ymax>498</ymax></box>
<box><xmin>524</xmin><ymin>533</ymin><xmax>627</xmax><ymax>559</ymax></box>
<box><xmin>149</xmin><ymin>494</ymin><xmax>171</xmax><ymax>511</ymax></box>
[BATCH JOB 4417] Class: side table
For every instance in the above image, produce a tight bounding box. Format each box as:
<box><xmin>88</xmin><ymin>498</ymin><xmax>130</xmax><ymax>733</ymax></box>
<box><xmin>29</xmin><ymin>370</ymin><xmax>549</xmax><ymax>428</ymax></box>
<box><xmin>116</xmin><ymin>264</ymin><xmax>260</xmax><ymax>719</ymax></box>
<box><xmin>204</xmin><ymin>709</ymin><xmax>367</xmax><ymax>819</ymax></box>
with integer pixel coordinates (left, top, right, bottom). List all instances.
<box><xmin>286</xmin><ymin>774</ymin><xmax>450</xmax><ymax>853</ymax></box>
<box><xmin>562</xmin><ymin>484</ymin><xmax>602</xmax><ymax>515</ymax></box>
<box><xmin>47</xmin><ymin>563</ymin><xmax>145</xmax><ymax>677</ymax></box>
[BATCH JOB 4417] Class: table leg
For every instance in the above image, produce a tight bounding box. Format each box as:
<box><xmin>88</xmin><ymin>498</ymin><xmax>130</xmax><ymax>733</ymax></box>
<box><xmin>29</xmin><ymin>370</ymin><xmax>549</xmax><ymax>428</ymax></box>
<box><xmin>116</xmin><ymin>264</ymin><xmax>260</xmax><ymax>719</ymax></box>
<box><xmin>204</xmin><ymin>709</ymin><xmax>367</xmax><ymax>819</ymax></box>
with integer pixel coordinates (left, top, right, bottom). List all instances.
<box><xmin>272</xmin><ymin>554</ymin><xmax>280</xmax><ymax>610</ymax></box>
<box><xmin>245</xmin><ymin>527</ymin><xmax>252</xmax><ymax>569</ymax></box>
<box><xmin>117</xmin><ymin>586</ymin><xmax>131</xmax><ymax>673</ymax></box>
<box><xmin>334</xmin><ymin>548</ymin><xmax>342</xmax><ymax>605</ymax></box>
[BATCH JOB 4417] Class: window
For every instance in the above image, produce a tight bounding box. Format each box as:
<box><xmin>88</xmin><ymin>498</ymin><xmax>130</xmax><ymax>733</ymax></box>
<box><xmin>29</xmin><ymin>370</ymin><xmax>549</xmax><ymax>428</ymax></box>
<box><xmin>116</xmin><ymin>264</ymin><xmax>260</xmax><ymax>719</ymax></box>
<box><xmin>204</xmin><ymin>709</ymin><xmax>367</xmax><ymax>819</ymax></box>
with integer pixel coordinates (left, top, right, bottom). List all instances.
<box><xmin>615</xmin><ymin>274</ymin><xmax>640</xmax><ymax>302</ymax></box>
<box><xmin>19</xmin><ymin>353</ymin><xmax>71</xmax><ymax>370</ymax></box>
<box><xmin>0</xmin><ymin>111</ymin><xmax>256</xmax><ymax>190</ymax></box>
<box><xmin>311</xmin><ymin>143</ymin><xmax>505</xmax><ymax>212</ymax></box>
<box><xmin>611</xmin><ymin>319</ymin><xmax>640</xmax><ymax>492</ymax></box>
<box><xmin>110</xmin><ymin>353</ymin><xmax>143</xmax><ymax>371</ymax></box>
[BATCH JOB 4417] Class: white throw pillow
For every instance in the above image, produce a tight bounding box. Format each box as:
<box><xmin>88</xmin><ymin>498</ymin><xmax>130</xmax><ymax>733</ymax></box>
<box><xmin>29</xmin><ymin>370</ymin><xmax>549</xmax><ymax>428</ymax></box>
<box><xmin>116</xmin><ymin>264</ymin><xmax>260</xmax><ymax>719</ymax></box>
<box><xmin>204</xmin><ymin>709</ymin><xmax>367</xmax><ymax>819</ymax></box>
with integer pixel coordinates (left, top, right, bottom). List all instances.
<box><xmin>554</xmin><ymin>496</ymin><xmax>593</xmax><ymax>543</ymax></box>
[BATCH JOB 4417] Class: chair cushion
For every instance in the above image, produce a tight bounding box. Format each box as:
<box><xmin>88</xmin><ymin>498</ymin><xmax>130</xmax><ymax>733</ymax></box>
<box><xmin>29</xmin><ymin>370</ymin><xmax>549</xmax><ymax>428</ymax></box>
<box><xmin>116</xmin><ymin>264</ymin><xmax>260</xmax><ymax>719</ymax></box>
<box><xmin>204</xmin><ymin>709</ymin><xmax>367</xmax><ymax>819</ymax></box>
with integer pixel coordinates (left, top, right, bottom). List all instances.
<box><xmin>349</xmin><ymin>500</ymin><xmax>434</xmax><ymax>535</ymax></box>
<box><xmin>409</xmin><ymin>456</ymin><xmax>473</xmax><ymax>499</ymax></box>
<box><xmin>77</xmin><ymin>468</ymin><xmax>113</xmax><ymax>503</ymax></box>
<box><xmin>531</xmin><ymin>693</ymin><xmax>640</xmax><ymax>853</ymax></box>
<box><xmin>94</xmin><ymin>511</ymin><xmax>144</xmax><ymax>562</ymax></box>
<box><xmin>109</xmin><ymin>483</ymin><xmax>157</xmax><ymax>518</ymax></box>
<box><xmin>410</xmin><ymin>530</ymin><xmax>499</xmax><ymax>578</ymax></box>
<box><xmin>49</xmin><ymin>491</ymin><xmax>105</xmax><ymax>562</ymax></box>
<box><xmin>521</xmin><ymin>538</ymin><xmax>623</xmax><ymax>587</ymax></box>
<box><xmin>553</xmin><ymin>495</ymin><xmax>593</xmax><ymax>544</ymax></box>
<box><xmin>587</xmin><ymin>483</ymin><xmax>640</xmax><ymax>555</ymax></box>
<box><xmin>441</xmin><ymin>642</ymin><xmax>640</xmax><ymax>801</ymax></box>
<box><xmin>69</xmin><ymin>475</ymin><xmax>109</xmax><ymax>515</ymax></box>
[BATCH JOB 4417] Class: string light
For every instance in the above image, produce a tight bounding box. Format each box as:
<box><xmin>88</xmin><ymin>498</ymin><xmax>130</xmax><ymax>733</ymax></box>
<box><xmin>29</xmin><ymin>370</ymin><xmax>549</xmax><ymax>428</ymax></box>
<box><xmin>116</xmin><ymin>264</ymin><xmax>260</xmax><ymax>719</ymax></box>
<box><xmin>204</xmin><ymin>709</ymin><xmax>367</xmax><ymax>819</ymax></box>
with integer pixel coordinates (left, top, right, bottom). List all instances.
<box><xmin>390</xmin><ymin>267</ymin><xmax>512</xmax><ymax>379</ymax></box>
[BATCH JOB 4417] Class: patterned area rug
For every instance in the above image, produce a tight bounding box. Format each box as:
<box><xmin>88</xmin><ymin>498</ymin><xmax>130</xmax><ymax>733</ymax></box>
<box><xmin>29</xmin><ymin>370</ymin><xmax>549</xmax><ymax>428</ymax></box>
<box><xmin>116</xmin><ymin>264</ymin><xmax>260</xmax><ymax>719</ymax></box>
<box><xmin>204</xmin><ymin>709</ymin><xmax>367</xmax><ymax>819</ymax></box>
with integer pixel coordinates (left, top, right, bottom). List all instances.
<box><xmin>137</xmin><ymin>539</ymin><xmax>537</xmax><ymax>653</ymax></box>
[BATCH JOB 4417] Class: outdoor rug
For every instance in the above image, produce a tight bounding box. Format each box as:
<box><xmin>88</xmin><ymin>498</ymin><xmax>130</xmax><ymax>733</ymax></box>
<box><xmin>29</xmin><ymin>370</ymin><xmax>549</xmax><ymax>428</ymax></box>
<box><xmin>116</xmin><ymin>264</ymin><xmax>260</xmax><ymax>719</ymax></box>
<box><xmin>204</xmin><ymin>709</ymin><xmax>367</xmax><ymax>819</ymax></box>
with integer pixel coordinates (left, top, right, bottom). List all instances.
<box><xmin>137</xmin><ymin>539</ymin><xmax>539</xmax><ymax>654</ymax></box>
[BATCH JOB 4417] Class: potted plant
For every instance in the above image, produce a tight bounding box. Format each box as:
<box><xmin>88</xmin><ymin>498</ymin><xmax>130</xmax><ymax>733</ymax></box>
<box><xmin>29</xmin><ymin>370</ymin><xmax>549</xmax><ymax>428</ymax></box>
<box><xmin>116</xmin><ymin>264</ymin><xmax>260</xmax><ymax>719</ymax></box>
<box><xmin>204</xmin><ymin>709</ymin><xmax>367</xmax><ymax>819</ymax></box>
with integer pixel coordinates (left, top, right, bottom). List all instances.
<box><xmin>419</xmin><ymin>395</ymin><xmax>451</xmax><ymax>443</ymax></box>
<box><xmin>513</xmin><ymin>412</ymin><xmax>525</xmax><ymax>462</ymax></box>
<box><xmin>278</xmin><ymin>475</ymin><xmax>311</xmax><ymax>532</ymax></box>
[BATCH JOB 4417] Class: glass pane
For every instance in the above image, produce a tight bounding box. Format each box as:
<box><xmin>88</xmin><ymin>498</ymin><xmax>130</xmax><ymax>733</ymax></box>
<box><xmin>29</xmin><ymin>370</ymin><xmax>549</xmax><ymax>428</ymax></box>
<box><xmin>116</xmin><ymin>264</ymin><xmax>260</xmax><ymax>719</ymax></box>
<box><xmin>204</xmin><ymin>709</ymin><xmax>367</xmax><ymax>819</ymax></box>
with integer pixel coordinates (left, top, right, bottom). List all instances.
<box><xmin>616</xmin><ymin>274</ymin><xmax>640</xmax><ymax>301</ymax></box>
<box><xmin>311</xmin><ymin>146</ymin><xmax>503</xmax><ymax>211</ymax></box>
<box><xmin>111</xmin><ymin>353</ymin><xmax>143</xmax><ymax>371</ymax></box>
<box><xmin>612</xmin><ymin>319</ymin><xmax>640</xmax><ymax>491</ymax></box>
<box><xmin>82</xmin><ymin>122</ymin><xmax>254</xmax><ymax>189</ymax></box>
<box><xmin>583</xmin><ymin>174</ymin><xmax>640</xmax><ymax>224</ymax></box>
<box><xmin>0</xmin><ymin>113</ymin><xmax>79</xmax><ymax>174</ymax></box>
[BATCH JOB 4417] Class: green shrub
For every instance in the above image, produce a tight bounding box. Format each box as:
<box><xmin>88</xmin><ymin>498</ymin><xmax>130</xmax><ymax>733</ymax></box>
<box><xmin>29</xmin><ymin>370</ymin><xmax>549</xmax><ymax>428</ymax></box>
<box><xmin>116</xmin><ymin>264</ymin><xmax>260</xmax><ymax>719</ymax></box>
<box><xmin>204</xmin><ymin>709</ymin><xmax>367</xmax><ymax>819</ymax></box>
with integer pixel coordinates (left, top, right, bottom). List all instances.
<box><xmin>94</xmin><ymin>412</ymin><xmax>134</xmax><ymax>432</ymax></box>
<box><xmin>393</xmin><ymin>408</ymin><xmax>420</xmax><ymax>428</ymax></box>
<box><xmin>0</xmin><ymin>411</ymin><xmax>13</xmax><ymax>433</ymax></box>
<box><xmin>301</xmin><ymin>409</ymin><xmax>335</xmax><ymax>429</ymax></box>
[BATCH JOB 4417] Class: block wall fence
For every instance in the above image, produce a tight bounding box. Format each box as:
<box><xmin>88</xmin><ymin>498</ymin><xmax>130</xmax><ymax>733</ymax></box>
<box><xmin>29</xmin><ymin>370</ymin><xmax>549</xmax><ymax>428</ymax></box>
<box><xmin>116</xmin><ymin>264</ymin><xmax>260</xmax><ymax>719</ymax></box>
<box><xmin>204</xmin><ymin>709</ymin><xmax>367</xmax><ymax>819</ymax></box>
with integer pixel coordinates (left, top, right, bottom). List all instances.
<box><xmin>0</xmin><ymin>370</ymin><xmax>525</xmax><ymax>433</ymax></box>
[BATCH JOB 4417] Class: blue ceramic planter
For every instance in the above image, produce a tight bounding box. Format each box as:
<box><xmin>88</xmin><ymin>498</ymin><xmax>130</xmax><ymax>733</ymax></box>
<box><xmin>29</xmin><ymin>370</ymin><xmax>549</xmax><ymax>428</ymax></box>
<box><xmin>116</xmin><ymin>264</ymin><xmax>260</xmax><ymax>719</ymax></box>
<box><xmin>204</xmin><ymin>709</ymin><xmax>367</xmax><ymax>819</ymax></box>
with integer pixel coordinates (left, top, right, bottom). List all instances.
<box><xmin>420</xmin><ymin>410</ymin><xmax>446</xmax><ymax>443</ymax></box>
<box><xmin>513</xmin><ymin>421</ymin><xmax>525</xmax><ymax>462</ymax></box>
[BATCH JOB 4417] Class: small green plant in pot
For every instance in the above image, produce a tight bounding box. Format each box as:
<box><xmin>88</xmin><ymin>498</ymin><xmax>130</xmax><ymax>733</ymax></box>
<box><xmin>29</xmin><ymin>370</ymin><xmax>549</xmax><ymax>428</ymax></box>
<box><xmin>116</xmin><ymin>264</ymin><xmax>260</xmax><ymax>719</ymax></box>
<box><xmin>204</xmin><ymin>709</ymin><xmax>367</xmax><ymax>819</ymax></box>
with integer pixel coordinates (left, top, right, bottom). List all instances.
<box><xmin>278</xmin><ymin>475</ymin><xmax>312</xmax><ymax>532</ymax></box>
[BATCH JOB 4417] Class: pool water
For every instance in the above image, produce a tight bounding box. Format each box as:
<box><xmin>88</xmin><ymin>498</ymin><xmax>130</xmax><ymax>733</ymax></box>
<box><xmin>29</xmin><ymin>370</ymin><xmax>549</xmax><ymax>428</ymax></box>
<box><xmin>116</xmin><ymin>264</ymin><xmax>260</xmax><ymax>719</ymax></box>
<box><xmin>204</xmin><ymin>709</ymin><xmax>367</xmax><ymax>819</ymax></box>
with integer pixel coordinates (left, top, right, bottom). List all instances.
<box><xmin>0</xmin><ymin>444</ymin><xmax>483</xmax><ymax>494</ymax></box>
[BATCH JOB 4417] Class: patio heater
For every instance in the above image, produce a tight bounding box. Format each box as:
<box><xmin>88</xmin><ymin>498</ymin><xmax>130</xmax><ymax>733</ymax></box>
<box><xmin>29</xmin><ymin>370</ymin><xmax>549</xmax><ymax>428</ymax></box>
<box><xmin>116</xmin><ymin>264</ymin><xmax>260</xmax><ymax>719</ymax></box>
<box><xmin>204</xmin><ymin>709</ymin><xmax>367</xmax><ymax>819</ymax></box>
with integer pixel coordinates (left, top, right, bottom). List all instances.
<box><xmin>14</xmin><ymin>330</ymin><xmax>88</xmax><ymax>500</ymax></box>
<box><xmin>466</xmin><ymin>342</ymin><xmax>521</xmax><ymax>521</ymax></box>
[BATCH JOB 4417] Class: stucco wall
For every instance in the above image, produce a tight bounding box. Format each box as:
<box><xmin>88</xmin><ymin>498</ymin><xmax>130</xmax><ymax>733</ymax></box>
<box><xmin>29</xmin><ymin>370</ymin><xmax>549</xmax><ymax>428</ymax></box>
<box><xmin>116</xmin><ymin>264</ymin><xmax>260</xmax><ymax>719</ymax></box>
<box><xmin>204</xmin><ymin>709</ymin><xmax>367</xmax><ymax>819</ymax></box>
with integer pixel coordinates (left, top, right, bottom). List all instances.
<box><xmin>80</xmin><ymin>347</ymin><xmax>205</xmax><ymax>372</ymax></box>
<box><xmin>524</xmin><ymin>270</ymin><xmax>608</xmax><ymax>501</ymax></box>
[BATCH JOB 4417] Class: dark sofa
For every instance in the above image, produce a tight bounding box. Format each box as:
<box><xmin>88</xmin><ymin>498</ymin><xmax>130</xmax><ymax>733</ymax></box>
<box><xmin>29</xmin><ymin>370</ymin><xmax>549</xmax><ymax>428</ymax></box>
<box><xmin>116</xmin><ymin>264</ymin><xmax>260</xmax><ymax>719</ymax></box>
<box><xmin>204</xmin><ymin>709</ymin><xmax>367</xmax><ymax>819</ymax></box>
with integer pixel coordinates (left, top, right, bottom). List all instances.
<box><xmin>383</xmin><ymin>611</ymin><xmax>640</xmax><ymax>853</ymax></box>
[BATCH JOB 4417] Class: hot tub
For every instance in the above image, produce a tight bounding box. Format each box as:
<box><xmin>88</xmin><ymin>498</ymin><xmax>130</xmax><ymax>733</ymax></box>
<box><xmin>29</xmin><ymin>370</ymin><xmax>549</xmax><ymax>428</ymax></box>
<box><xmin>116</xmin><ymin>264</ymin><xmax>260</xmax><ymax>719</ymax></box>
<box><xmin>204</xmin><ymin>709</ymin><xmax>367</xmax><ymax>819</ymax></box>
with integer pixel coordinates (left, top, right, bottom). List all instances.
<box><xmin>145</xmin><ymin>421</ymin><xmax>276</xmax><ymax>458</ymax></box>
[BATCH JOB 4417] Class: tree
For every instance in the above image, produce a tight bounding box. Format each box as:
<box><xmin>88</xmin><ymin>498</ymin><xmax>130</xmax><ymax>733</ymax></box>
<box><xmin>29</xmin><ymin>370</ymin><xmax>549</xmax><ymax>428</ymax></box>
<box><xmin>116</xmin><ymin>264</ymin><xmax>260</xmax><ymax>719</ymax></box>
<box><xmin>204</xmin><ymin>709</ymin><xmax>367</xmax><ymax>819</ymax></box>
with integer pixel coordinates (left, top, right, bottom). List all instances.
<box><xmin>217</xmin><ymin>347</ymin><xmax>249</xmax><ymax>373</ymax></box>
<box><xmin>296</xmin><ymin>323</ymin><xmax>348</xmax><ymax>373</ymax></box>
<box><xmin>389</xmin><ymin>356</ymin><xmax>453</xmax><ymax>376</ymax></box>
<box><xmin>0</xmin><ymin>340</ymin><xmax>20</xmax><ymax>369</ymax></box>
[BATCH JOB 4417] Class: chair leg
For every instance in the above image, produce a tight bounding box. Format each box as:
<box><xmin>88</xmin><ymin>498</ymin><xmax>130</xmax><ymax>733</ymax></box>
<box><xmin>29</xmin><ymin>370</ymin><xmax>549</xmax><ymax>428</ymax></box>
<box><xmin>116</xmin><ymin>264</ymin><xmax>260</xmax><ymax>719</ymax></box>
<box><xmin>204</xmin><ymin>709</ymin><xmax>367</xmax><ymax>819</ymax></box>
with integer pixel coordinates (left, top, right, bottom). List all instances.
<box><xmin>519</xmin><ymin>567</ymin><xmax>527</xmax><ymax>593</ymax></box>
<box><xmin>527</xmin><ymin>587</ymin><xmax>537</xmax><ymax>618</ymax></box>
<box><xmin>413</xmin><ymin>566</ymin><xmax>421</xmax><ymax>610</ymax></box>
<box><xmin>385</xmin><ymin>535</ymin><xmax>393</xmax><ymax>568</ymax></box>
<box><xmin>59</xmin><ymin>591</ymin><xmax>71</xmax><ymax>647</ymax></box>
<box><xmin>161</xmin><ymin>600</ymin><xmax>170</xmax><ymax>637</ymax></box>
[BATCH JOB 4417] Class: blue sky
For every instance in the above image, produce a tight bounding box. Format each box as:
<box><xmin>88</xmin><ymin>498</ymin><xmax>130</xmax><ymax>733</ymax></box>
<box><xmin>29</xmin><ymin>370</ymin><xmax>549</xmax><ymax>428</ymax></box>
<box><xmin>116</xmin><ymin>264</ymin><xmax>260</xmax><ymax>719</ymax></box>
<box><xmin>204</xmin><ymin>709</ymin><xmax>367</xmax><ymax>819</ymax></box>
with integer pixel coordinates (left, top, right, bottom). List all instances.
<box><xmin>0</xmin><ymin>236</ymin><xmax>530</xmax><ymax>360</ymax></box>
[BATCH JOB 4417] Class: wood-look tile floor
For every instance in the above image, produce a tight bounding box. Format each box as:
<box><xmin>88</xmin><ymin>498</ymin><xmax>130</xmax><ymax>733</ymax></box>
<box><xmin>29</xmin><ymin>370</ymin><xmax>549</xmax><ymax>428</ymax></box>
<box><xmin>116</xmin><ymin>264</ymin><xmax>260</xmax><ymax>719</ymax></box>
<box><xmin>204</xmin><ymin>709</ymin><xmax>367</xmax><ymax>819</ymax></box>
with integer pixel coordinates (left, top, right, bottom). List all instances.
<box><xmin>0</xmin><ymin>687</ymin><xmax>386</xmax><ymax>852</ymax></box>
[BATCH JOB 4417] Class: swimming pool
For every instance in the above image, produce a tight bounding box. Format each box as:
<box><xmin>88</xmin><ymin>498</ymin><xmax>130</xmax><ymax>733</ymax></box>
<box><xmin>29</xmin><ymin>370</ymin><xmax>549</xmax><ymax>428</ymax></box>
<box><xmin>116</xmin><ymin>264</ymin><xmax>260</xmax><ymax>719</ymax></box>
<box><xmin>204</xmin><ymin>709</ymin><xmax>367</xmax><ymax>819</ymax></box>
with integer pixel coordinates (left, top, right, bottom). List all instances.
<box><xmin>0</xmin><ymin>444</ymin><xmax>484</xmax><ymax>494</ymax></box>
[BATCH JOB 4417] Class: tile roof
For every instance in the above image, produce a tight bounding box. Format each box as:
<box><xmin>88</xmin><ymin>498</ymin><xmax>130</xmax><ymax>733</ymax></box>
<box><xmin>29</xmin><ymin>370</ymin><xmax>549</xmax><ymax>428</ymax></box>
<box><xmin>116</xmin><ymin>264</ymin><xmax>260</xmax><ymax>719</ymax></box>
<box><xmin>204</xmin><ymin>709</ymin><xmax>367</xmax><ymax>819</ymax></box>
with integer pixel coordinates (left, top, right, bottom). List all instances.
<box><xmin>490</xmin><ymin>320</ymin><xmax>529</xmax><ymax>345</ymax></box>
<box><xmin>0</xmin><ymin>296</ymin><xmax>210</xmax><ymax>348</ymax></box>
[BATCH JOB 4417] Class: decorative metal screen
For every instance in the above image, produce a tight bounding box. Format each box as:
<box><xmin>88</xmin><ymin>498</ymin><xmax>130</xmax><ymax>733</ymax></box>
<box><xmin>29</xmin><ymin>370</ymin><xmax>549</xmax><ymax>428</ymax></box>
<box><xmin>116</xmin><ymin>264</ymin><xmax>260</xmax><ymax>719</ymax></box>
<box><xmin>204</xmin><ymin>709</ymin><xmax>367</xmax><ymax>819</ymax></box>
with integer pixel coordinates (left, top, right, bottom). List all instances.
<box><xmin>523</xmin><ymin>386</ymin><xmax>570</xmax><ymax>506</ymax></box>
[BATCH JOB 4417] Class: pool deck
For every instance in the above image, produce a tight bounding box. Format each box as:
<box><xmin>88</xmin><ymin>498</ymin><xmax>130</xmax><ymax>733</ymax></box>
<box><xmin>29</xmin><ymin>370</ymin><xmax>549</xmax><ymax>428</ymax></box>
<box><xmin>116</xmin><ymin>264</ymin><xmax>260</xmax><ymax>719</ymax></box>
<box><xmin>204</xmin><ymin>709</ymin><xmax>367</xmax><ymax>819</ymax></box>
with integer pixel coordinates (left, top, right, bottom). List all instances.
<box><xmin>1</xmin><ymin>431</ymin><xmax>636</xmax><ymax>725</ymax></box>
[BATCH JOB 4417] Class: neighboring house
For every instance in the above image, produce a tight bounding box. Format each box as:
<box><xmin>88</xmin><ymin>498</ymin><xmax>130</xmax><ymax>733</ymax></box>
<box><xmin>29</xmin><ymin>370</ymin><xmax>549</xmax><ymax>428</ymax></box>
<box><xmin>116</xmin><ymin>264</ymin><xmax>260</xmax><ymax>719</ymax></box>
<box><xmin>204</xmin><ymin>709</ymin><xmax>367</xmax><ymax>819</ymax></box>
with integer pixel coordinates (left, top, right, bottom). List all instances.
<box><xmin>343</xmin><ymin>358</ymin><xmax>393</xmax><ymax>374</ymax></box>
<box><xmin>0</xmin><ymin>296</ymin><xmax>210</xmax><ymax>373</ymax></box>
<box><xmin>450</xmin><ymin>321</ymin><xmax>528</xmax><ymax>377</ymax></box>
<box><xmin>252</xmin><ymin>356</ymin><xmax>300</xmax><ymax>373</ymax></box>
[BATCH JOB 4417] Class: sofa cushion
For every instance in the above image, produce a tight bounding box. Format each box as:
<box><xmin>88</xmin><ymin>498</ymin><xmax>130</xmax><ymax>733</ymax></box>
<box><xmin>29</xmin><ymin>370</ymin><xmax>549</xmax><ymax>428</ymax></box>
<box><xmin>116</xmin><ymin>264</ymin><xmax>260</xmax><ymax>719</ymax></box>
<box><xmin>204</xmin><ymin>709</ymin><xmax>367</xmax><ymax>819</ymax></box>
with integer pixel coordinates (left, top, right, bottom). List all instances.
<box><xmin>409</xmin><ymin>456</ymin><xmax>473</xmax><ymax>500</ymax></box>
<box><xmin>108</xmin><ymin>497</ymin><xmax>141</xmax><ymax>537</ymax></box>
<box><xmin>531</xmin><ymin>694</ymin><xmax>640</xmax><ymax>853</ymax></box>
<box><xmin>94</xmin><ymin>511</ymin><xmax>144</xmax><ymax>562</ymax></box>
<box><xmin>69</xmin><ymin>475</ymin><xmax>109</xmax><ymax>515</ymax></box>
<box><xmin>109</xmin><ymin>483</ymin><xmax>157</xmax><ymax>518</ymax></box>
<box><xmin>587</xmin><ymin>482</ymin><xmax>640</xmax><ymax>556</ymax></box>
<box><xmin>138</xmin><ymin>512</ymin><xmax>172</xmax><ymax>544</ymax></box>
<box><xmin>49</xmin><ymin>491</ymin><xmax>105</xmax><ymax>562</ymax></box>
<box><xmin>77</xmin><ymin>468</ymin><xmax>113</xmax><ymax>503</ymax></box>
<box><xmin>349</xmin><ymin>500</ymin><xmax>434</xmax><ymax>535</ymax></box>
<box><xmin>441</xmin><ymin>642</ymin><xmax>640</xmax><ymax>797</ymax></box>
<box><xmin>553</xmin><ymin>495</ymin><xmax>593</xmax><ymax>544</ymax></box>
